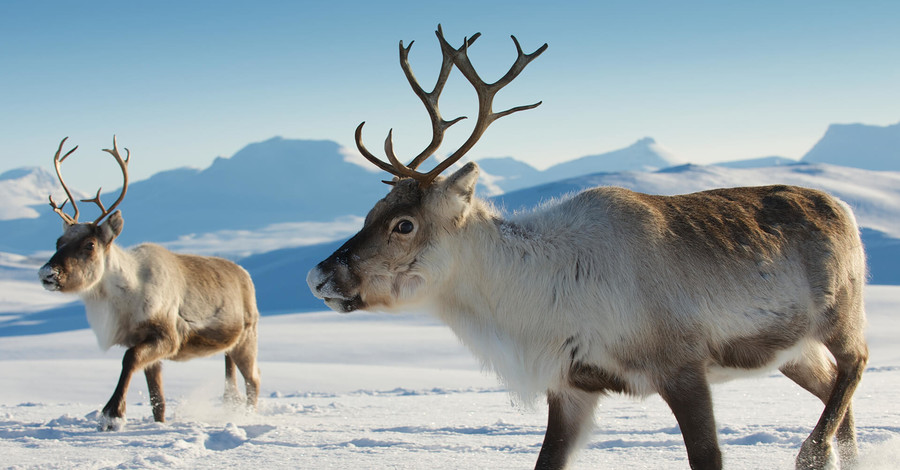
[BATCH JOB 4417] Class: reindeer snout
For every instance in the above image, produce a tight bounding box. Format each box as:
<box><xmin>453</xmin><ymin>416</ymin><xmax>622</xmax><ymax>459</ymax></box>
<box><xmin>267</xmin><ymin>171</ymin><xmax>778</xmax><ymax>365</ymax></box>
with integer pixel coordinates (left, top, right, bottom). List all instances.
<box><xmin>306</xmin><ymin>267</ymin><xmax>331</xmax><ymax>299</ymax></box>
<box><xmin>307</xmin><ymin>264</ymin><xmax>363</xmax><ymax>313</ymax></box>
<box><xmin>39</xmin><ymin>264</ymin><xmax>61</xmax><ymax>291</ymax></box>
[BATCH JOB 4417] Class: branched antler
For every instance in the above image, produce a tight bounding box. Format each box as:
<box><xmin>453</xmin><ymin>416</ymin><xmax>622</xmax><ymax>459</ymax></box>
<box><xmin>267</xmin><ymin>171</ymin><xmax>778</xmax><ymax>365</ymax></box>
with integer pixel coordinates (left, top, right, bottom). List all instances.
<box><xmin>355</xmin><ymin>25</ymin><xmax>547</xmax><ymax>187</ymax></box>
<box><xmin>49</xmin><ymin>137</ymin><xmax>80</xmax><ymax>225</ymax></box>
<box><xmin>48</xmin><ymin>136</ymin><xmax>130</xmax><ymax>226</ymax></box>
<box><xmin>88</xmin><ymin>136</ymin><xmax>130</xmax><ymax>225</ymax></box>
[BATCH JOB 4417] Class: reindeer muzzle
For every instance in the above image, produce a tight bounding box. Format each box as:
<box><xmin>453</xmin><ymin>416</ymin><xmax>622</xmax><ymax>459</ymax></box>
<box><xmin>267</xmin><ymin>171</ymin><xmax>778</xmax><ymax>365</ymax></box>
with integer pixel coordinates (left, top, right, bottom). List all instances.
<box><xmin>307</xmin><ymin>266</ymin><xmax>362</xmax><ymax>313</ymax></box>
<box><xmin>38</xmin><ymin>264</ymin><xmax>61</xmax><ymax>291</ymax></box>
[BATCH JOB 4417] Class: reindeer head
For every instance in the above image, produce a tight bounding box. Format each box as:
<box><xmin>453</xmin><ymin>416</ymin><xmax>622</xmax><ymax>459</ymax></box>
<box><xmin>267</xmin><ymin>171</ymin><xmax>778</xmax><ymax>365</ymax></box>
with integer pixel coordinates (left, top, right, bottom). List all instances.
<box><xmin>307</xmin><ymin>25</ymin><xmax>545</xmax><ymax>313</ymax></box>
<box><xmin>39</xmin><ymin>137</ymin><xmax>130</xmax><ymax>293</ymax></box>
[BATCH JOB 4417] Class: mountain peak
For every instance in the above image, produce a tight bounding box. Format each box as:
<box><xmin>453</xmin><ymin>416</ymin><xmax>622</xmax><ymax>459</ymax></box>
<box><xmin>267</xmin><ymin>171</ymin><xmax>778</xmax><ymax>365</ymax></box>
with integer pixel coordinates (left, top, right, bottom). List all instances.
<box><xmin>802</xmin><ymin>121</ymin><xmax>900</xmax><ymax>171</ymax></box>
<box><xmin>0</xmin><ymin>166</ymin><xmax>68</xmax><ymax>221</ymax></box>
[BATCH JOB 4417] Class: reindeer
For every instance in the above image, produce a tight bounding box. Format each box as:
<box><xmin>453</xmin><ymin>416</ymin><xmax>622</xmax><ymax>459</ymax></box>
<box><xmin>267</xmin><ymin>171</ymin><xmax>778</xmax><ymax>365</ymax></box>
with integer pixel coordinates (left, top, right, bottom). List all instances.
<box><xmin>38</xmin><ymin>137</ymin><xmax>260</xmax><ymax>431</ymax></box>
<box><xmin>307</xmin><ymin>26</ymin><xmax>868</xmax><ymax>469</ymax></box>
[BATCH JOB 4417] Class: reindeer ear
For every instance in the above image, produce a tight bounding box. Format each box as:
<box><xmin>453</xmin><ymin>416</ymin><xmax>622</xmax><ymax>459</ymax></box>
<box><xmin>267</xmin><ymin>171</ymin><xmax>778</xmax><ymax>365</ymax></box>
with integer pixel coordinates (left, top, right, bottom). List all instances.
<box><xmin>99</xmin><ymin>210</ymin><xmax>124</xmax><ymax>244</ymax></box>
<box><xmin>431</xmin><ymin>162</ymin><xmax>480</xmax><ymax>224</ymax></box>
<box><xmin>444</xmin><ymin>162</ymin><xmax>479</xmax><ymax>203</ymax></box>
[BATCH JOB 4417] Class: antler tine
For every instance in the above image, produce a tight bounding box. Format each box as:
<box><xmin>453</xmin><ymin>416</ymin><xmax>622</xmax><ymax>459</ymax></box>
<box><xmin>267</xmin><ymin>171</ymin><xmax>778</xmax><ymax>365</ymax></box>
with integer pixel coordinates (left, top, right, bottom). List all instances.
<box><xmin>355</xmin><ymin>122</ymin><xmax>406</xmax><ymax>177</ymax></box>
<box><xmin>80</xmin><ymin>187</ymin><xmax>107</xmax><ymax>218</ymax></box>
<box><xmin>383</xmin><ymin>129</ymin><xmax>430</xmax><ymax>179</ymax></box>
<box><xmin>417</xmin><ymin>28</ymin><xmax>547</xmax><ymax>186</ymax></box>
<box><xmin>49</xmin><ymin>137</ymin><xmax>80</xmax><ymax>225</ymax></box>
<box><xmin>89</xmin><ymin>135</ymin><xmax>130</xmax><ymax>225</ymax></box>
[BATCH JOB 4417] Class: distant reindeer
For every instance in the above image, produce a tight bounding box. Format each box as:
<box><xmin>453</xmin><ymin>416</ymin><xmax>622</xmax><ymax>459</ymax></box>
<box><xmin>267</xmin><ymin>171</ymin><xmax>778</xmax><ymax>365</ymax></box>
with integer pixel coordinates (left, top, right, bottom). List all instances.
<box><xmin>307</xmin><ymin>26</ymin><xmax>868</xmax><ymax>469</ymax></box>
<box><xmin>39</xmin><ymin>137</ymin><xmax>260</xmax><ymax>431</ymax></box>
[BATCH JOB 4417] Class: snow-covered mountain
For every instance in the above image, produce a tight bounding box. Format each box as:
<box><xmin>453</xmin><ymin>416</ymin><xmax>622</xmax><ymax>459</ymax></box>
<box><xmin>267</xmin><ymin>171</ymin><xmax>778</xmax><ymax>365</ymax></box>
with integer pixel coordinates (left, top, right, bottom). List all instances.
<box><xmin>802</xmin><ymin>121</ymin><xmax>900</xmax><ymax>171</ymax></box>
<box><xmin>478</xmin><ymin>137</ymin><xmax>681</xmax><ymax>192</ymax></box>
<box><xmin>541</xmin><ymin>136</ymin><xmax>680</xmax><ymax>181</ymax></box>
<box><xmin>0</xmin><ymin>138</ymin><xmax>390</xmax><ymax>253</ymax></box>
<box><xmin>0</xmin><ymin>167</ymin><xmax>84</xmax><ymax>221</ymax></box>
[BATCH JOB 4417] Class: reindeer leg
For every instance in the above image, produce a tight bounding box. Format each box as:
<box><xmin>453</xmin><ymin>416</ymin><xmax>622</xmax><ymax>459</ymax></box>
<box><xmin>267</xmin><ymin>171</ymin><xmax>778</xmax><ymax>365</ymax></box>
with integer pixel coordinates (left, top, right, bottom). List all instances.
<box><xmin>100</xmin><ymin>334</ymin><xmax>175</xmax><ymax>431</ymax></box>
<box><xmin>100</xmin><ymin>347</ymin><xmax>139</xmax><ymax>431</ymax></box>
<box><xmin>795</xmin><ymin>359</ymin><xmax>866</xmax><ymax>469</ymax></box>
<box><xmin>794</xmin><ymin>340</ymin><xmax>867</xmax><ymax>468</ymax></box>
<box><xmin>228</xmin><ymin>332</ymin><xmax>260</xmax><ymax>410</ymax></box>
<box><xmin>535</xmin><ymin>388</ymin><xmax>599</xmax><ymax>470</ymax></box>
<box><xmin>781</xmin><ymin>343</ymin><xmax>858</xmax><ymax>467</ymax></box>
<box><xmin>224</xmin><ymin>354</ymin><xmax>242</xmax><ymax>408</ymax></box>
<box><xmin>659</xmin><ymin>366</ymin><xmax>721</xmax><ymax>470</ymax></box>
<box><xmin>144</xmin><ymin>361</ymin><xmax>165</xmax><ymax>422</ymax></box>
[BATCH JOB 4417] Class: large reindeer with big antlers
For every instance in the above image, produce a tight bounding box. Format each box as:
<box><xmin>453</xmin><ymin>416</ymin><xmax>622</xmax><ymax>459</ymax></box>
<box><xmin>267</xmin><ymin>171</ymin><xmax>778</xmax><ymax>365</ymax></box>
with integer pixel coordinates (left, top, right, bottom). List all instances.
<box><xmin>307</xmin><ymin>26</ymin><xmax>868</xmax><ymax>469</ymax></box>
<box><xmin>39</xmin><ymin>137</ymin><xmax>260</xmax><ymax>431</ymax></box>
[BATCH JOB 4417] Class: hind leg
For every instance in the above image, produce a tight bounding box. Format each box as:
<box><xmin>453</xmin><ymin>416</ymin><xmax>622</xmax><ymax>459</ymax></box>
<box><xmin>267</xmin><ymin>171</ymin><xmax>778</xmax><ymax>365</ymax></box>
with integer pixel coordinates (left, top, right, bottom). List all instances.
<box><xmin>781</xmin><ymin>343</ymin><xmax>859</xmax><ymax>466</ymax></box>
<box><xmin>785</xmin><ymin>329</ymin><xmax>867</xmax><ymax>467</ymax></box>
<box><xmin>224</xmin><ymin>354</ymin><xmax>242</xmax><ymax>407</ymax></box>
<box><xmin>229</xmin><ymin>327</ymin><xmax>260</xmax><ymax>410</ymax></box>
<box><xmin>144</xmin><ymin>361</ymin><xmax>165</xmax><ymax>422</ymax></box>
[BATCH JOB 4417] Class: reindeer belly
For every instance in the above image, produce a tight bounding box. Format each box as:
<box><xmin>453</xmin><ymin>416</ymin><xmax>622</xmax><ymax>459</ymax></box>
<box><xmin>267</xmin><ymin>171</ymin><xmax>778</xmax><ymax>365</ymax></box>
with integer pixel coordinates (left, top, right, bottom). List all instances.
<box><xmin>704</xmin><ymin>302</ymin><xmax>814</xmax><ymax>384</ymax></box>
<box><xmin>707</xmin><ymin>339</ymin><xmax>809</xmax><ymax>383</ymax></box>
<box><xmin>170</xmin><ymin>316</ymin><xmax>245</xmax><ymax>361</ymax></box>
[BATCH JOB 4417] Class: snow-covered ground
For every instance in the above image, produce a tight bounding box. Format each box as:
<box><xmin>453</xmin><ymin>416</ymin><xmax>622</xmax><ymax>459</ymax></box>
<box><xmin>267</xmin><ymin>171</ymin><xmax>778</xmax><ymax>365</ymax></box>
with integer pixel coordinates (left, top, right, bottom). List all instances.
<box><xmin>1</xmin><ymin>253</ymin><xmax>899</xmax><ymax>469</ymax></box>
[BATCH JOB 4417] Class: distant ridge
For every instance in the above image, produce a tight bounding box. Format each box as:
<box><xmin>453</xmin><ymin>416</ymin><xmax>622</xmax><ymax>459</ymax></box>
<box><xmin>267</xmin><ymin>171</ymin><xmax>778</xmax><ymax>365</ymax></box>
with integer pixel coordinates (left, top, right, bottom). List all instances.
<box><xmin>478</xmin><ymin>137</ymin><xmax>680</xmax><ymax>192</ymax></box>
<box><xmin>802</xmin><ymin>121</ymin><xmax>900</xmax><ymax>171</ymax></box>
<box><xmin>0</xmin><ymin>137</ymin><xmax>389</xmax><ymax>252</ymax></box>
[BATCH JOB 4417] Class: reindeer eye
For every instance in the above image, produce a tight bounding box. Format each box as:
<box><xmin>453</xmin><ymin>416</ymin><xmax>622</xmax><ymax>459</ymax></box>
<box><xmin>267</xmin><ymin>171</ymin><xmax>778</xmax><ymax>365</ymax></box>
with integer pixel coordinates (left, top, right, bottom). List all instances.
<box><xmin>85</xmin><ymin>242</ymin><xmax>95</xmax><ymax>251</ymax></box>
<box><xmin>393</xmin><ymin>220</ymin><xmax>415</xmax><ymax>234</ymax></box>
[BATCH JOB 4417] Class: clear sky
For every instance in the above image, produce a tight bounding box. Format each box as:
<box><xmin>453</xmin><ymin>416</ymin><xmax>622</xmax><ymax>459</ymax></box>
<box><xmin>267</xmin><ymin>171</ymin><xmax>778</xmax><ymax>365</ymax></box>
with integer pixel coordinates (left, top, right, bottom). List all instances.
<box><xmin>2</xmin><ymin>0</ymin><xmax>898</xmax><ymax>186</ymax></box>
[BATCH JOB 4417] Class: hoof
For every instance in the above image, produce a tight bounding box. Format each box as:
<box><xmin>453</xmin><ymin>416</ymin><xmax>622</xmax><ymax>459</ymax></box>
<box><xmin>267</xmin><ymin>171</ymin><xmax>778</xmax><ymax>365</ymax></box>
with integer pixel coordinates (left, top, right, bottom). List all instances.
<box><xmin>98</xmin><ymin>413</ymin><xmax>126</xmax><ymax>432</ymax></box>
<box><xmin>796</xmin><ymin>444</ymin><xmax>838</xmax><ymax>470</ymax></box>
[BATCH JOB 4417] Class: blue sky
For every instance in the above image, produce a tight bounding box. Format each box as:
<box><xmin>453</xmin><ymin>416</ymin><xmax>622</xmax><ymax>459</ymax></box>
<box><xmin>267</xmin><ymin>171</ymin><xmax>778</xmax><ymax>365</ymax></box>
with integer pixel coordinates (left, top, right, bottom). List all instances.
<box><xmin>2</xmin><ymin>0</ymin><xmax>898</xmax><ymax>186</ymax></box>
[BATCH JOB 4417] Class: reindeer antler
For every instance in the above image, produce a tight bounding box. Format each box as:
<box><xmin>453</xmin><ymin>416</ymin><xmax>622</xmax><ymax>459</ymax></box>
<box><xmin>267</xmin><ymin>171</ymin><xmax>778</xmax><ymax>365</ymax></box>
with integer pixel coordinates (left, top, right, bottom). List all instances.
<box><xmin>49</xmin><ymin>137</ymin><xmax>80</xmax><ymax>225</ymax></box>
<box><xmin>355</xmin><ymin>25</ymin><xmax>547</xmax><ymax>187</ymax></box>
<box><xmin>87</xmin><ymin>136</ymin><xmax>130</xmax><ymax>225</ymax></box>
<box><xmin>48</xmin><ymin>136</ymin><xmax>130</xmax><ymax>226</ymax></box>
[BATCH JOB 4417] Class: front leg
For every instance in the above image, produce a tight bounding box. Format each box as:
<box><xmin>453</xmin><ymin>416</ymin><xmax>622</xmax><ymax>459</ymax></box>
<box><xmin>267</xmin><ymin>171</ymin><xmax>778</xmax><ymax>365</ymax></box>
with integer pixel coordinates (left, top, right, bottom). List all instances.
<box><xmin>99</xmin><ymin>332</ymin><xmax>176</xmax><ymax>431</ymax></box>
<box><xmin>100</xmin><ymin>347</ymin><xmax>139</xmax><ymax>431</ymax></box>
<box><xmin>535</xmin><ymin>388</ymin><xmax>600</xmax><ymax>470</ymax></box>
